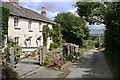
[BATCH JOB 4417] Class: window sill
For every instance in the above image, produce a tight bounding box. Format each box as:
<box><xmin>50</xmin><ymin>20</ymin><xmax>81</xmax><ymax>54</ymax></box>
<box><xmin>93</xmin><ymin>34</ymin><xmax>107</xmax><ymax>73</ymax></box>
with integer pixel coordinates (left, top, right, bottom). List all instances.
<box><xmin>14</xmin><ymin>27</ymin><xmax>21</xmax><ymax>30</ymax></box>
<box><xmin>29</xmin><ymin>30</ymin><xmax>33</xmax><ymax>32</ymax></box>
<box><xmin>39</xmin><ymin>31</ymin><xmax>42</xmax><ymax>32</ymax></box>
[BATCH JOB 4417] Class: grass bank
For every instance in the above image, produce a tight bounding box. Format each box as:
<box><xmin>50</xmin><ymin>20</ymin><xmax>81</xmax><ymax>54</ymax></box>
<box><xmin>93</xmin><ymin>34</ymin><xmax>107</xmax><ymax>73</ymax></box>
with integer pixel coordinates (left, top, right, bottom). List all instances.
<box><xmin>80</xmin><ymin>47</ymin><xmax>94</xmax><ymax>54</ymax></box>
<box><xmin>80</xmin><ymin>48</ymin><xmax>90</xmax><ymax>53</ymax></box>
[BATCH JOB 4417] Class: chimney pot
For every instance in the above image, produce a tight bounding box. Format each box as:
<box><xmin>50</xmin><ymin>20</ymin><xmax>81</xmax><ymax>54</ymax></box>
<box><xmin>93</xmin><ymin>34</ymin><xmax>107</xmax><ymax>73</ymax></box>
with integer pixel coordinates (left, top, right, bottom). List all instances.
<box><xmin>9</xmin><ymin>0</ymin><xmax>19</xmax><ymax>5</ymax></box>
<box><xmin>41</xmin><ymin>6</ymin><xmax>46</xmax><ymax>16</ymax></box>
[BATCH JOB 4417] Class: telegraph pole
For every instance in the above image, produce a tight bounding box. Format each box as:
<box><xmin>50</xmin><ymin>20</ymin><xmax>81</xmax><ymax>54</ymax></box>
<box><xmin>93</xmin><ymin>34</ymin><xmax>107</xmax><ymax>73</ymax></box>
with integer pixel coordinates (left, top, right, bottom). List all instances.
<box><xmin>98</xmin><ymin>34</ymin><xmax>100</xmax><ymax>49</ymax></box>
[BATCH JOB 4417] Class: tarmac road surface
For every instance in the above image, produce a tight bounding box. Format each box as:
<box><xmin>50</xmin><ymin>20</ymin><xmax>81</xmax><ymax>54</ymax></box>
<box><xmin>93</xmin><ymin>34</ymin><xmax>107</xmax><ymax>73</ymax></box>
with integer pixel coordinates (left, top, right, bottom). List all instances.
<box><xmin>66</xmin><ymin>49</ymin><xmax>114</xmax><ymax>78</ymax></box>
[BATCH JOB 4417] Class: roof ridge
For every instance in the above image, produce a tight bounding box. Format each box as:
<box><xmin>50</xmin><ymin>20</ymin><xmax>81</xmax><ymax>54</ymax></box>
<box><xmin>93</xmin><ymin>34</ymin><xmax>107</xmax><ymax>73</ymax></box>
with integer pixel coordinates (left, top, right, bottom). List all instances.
<box><xmin>20</xmin><ymin>6</ymin><xmax>54</xmax><ymax>23</ymax></box>
<box><xmin>2</xmin><ymin>2</ymin><xmax>55</xmax><ymax>24</ymax></box>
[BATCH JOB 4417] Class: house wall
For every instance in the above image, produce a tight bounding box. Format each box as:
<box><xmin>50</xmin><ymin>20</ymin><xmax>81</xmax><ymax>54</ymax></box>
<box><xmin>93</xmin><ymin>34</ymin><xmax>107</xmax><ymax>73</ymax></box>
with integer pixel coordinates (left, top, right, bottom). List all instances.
<box><xmin>8</xmin><ymin>16</ymin><xmax>53</xmax><ymax>52</ymax></box>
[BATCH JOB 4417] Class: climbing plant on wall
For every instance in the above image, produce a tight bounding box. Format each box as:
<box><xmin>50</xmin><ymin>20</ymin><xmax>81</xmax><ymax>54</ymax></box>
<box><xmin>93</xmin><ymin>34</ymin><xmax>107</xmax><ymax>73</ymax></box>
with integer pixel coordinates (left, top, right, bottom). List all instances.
<box><xmin>0</xmin><ymin>6</ymin><xmax>9</xmax><ymax>47</ymax></box>
<box><xmin>43</xmin><ymin>25</ymin><xmax>49</xmax><ymax>48</ymax></box>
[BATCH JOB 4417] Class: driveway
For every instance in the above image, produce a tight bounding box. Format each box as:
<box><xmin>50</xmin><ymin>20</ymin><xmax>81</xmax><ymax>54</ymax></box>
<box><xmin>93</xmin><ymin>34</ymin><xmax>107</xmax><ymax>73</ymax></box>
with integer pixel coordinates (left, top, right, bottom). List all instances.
<box><xmin>66</xmin><ymin>49</ymin><xmax>114</xmax><ymax>78</ymax></box>
<box><xmin>15</xmin><ymin>57</ymin><xmax>64</xmax><ymax>79</ymax></box>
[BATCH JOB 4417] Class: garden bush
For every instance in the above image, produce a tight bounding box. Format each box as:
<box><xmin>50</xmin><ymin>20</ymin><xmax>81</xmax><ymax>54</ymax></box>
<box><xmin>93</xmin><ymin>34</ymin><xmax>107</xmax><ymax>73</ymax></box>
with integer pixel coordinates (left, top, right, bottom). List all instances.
<box><xmin>66</xmin><ymin>52</ymin><xmax>81</xmax><ymax>61</ymax></box>
<box><xmin>2</xmin><ymin>65</ymin><xmax>19</xmax><ymax>80</ymax></box>
<box><xmin>50</xmin><ymin>43</ymin><xmax>59</xmax><ymax>49</ymax></box>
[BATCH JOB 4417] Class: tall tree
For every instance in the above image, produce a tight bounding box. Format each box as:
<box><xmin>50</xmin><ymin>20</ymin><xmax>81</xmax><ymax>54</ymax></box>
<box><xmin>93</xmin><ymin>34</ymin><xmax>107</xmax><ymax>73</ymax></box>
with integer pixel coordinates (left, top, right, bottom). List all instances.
<box><xmin>75</xmin><ymin>2</ymin><xmax>105</xmax><ymax>24</ymax></box>
<box><xmin>51</xmin><ymin>24</ymin><xmax>62</xmax><ymax>46</ymax></box>
<box><xmin>54</xmin><ymin>12</ymin><xmax>90</xmax><ymax>46</ymax></box>
<box><xmin>76</xmin><ymin>2</ymin><xmax>120</xmax><ymax>51</ymax></box>
<box><xmin>104</xmin><ymin>2</ymin><xmax>120</xmax><ymax>52</ymax></box>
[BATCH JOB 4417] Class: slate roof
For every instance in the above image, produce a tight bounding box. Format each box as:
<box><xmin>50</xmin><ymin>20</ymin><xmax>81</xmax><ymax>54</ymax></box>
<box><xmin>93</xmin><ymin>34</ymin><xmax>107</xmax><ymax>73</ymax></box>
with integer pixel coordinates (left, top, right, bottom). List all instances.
<box><xmin>2</xmin><ymin>2</ymin><xmax>55</xmax><ymax>24</ymax></box>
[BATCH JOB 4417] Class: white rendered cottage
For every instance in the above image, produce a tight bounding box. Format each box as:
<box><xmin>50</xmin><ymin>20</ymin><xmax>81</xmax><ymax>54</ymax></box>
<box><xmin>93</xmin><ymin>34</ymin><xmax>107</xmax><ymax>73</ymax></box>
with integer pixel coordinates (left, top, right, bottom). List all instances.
<box><xmin>2</xmin><ymin>0</ymin><xmax>54</xmax><ymax>52</ymax></box>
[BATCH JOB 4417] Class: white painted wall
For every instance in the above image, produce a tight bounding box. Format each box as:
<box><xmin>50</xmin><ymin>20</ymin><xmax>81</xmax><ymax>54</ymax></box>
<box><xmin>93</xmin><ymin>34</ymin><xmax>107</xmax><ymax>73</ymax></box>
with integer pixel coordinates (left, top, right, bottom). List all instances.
<box><xmin>8</xmin><ymin>16</ymin><xmax>53</xmax><ymax>51</ymax></box>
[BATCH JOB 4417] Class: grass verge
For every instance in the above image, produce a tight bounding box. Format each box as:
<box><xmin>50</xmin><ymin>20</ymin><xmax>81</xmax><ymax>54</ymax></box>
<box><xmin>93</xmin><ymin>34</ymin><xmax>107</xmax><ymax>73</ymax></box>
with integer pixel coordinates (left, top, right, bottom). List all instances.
<box><xmin>80</xmin><ymin>47</ymin><xmax>92</xmax><ymax>53</ymax></box>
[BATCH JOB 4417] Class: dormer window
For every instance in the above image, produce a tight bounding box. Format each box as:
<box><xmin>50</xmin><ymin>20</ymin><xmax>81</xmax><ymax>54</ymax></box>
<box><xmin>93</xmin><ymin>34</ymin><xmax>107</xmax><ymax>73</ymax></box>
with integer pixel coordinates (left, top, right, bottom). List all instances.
<box><xmin>14</xmin><ymin>17</ymin><xmax>19</xmax><ymax>27</ymax></box>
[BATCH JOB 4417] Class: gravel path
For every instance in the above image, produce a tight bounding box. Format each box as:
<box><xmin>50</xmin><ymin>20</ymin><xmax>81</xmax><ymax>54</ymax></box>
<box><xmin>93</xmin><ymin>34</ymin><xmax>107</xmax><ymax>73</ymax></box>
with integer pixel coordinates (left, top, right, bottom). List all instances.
<box><xmin>66</xmin><ymin>49</ymin><xmax>114</xmax><ymax>78</ymax></box>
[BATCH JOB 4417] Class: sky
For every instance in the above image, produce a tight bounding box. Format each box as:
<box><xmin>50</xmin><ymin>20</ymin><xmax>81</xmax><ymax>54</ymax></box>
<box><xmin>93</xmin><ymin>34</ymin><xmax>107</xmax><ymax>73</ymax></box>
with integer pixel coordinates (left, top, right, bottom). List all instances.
<box><xmin>2</xmin><ymin>0</ymin><xmax>106</xmax><ymax>35</ymax></box>
<box><xmin>19</xmin><ymin>1</ymin><xmax>77</xmax><ymax>20</ymax></box>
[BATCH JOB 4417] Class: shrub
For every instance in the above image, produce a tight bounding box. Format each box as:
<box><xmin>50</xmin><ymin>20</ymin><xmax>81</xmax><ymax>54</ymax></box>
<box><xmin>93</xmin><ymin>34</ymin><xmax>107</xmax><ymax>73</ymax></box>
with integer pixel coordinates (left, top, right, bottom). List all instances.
<box><xmin>3</xmin><ymin>38</ymin><xmax>21</xmax><ymax>63</ymax></box>
<box><xmin>2</xmin><ymin>65</ymin><xmax>19</xmax><ymax>80</ymax></box>
<box><xmin>67</xmin><ymin>52</ymin><xmax>81</xmax><ymax>61</ymax></box>
<box><xmin>50</xmin><ymin>43</ymin><xmax>59</xmax><ymax>49</ymax></box>
<box><xmin>42</xmin><ymin>59</ymin><xmax>49</xmax><ymax>66</ymax></box>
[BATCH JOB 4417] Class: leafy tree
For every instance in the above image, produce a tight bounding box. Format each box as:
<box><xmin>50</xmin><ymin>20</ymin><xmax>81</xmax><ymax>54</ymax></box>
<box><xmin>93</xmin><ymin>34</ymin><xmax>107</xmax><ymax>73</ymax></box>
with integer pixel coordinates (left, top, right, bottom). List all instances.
<box><xmin>49</xmin><ymin>23</ymin><xmax>62</xmax><ymax>48</ymax></box>
<box><xmin>54</xmin><ymin>12</ymin><xmax>90</xmax><ymax>46</ymax></box>
<box><xmin>104</xmin><ymin>2</ymin><xmax>120</xmax><ymax>52</ymax></box>
<box><xmin>75</xmin><ymin>2</ymin><xmax>105</xmax><ymax>24</ymax></box>
<box><xmin>103</xmin><ymin>2</ymin><xmax>120</xmax><ymax>77</ymax></box>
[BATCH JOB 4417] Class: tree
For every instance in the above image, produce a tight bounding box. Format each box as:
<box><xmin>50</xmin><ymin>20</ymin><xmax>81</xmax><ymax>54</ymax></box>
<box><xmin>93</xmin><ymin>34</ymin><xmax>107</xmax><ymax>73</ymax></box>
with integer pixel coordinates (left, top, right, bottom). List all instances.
<box><xmin>103</xmin><ymin>2</ymin><xmax>120</xmax><ymax>77</ymax></box>
<box><xmin>104</xmin><ymin>2</ymin><xmax>120</xmax><ymax>52</ymax></box>
<box><xmin>75</xmin><ymin>2</ymin><xmax>105</xmax><ymax>24</ymax></box>
<box><xmin>76</xmin><ymin>2</ymin><xmax>120</xmax><ymax>49</ymax></box>
<box><xmin>49</xmin><ymin>23</ymin><xmax>62</xmax><ymax>48</ymax></box>
<box><xmin>54</xmin><ymin>12</ymin><xmax>90</xmax><ymax>46</ymax></box>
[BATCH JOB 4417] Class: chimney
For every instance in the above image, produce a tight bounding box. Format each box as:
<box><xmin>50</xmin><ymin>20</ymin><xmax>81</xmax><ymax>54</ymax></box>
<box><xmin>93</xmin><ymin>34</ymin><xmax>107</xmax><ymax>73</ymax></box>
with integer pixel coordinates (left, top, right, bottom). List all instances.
<box><xmin>41</xmin><ymin>7</ymin><xmax>46</xmax><ymax>16</ymax></box>
<box><xmin>9</xmin><ymin>0</ymin><xmax>19</xmax><ymax>5</ymax></box>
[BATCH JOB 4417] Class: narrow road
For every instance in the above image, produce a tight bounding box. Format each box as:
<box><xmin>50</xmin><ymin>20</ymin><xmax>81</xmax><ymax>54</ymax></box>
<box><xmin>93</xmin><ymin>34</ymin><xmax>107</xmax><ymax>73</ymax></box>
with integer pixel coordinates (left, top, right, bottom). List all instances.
<box><xmin>66</xmin><ymin>49</ymin><xmax>114</xmax><ymax>78</ymax></box>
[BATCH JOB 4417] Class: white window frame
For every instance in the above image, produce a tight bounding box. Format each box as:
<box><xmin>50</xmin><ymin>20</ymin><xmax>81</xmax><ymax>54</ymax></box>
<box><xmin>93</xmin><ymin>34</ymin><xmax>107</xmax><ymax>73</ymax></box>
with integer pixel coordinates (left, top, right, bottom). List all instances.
<box><xmin>39</xmin><ymin>22</ymin><xmax>42</xmax><ymax>32</ymax></box>
<box><xmin>15</xmin><ymin>37</ymin><xmax>19</xmax><ymax>45</ymax></box>
<box><xmin>28</xmin><ymin>20</ymin><xmax>32</xmax><ymax>30</ymax></box>
<box><xmin>28</xmin><ymin>37</ymin><xmax>32</xmax><ymax>46</ymax></box>
<box><xmin>29</xmin><ymin>38</ymin><xmax>31</xmax><ymax>46</ymax></box>
<box><xmin>14</xmin><ymin>17</ymin><xmax>19</xmax><ymax>27</ymax></box>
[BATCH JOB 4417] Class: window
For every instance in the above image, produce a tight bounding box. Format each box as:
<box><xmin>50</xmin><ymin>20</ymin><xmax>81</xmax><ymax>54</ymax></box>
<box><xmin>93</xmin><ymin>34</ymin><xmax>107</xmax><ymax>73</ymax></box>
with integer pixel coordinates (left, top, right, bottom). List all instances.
<box><xmin>15</xmin><ymin>37</ymin><xmax>19</xmax><ymax>44</ymax></box>
<box><xmin>14</xmin><ymin>17</ymin><xmax>19</xmax><ymax>27</ymax></box>
<box><xmin>39</xmin><ymin>22</ymin><xmax>42</xmax><ymax>32</ymax></box>
<box><xmin>28</xmin><ymin>20</ymin><xmax>32</xmax><ymax>30</ymax></box>
<box><xmin>29</xmin><ymin>39</ymin><xmax>31</xmax><ymax>46</ymax></box>
<box><xmin>28</xmin><ymin>37</ymin><xmax>32</xmax><ymax>46</ymax></box>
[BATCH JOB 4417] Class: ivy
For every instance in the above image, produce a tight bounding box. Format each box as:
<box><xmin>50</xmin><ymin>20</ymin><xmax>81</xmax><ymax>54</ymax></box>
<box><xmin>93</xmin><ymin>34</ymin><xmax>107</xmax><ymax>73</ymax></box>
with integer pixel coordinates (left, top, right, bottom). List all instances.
<box><xmin>0</xmin><ymin>7</ymin><xmax>9</xmax><ymax>47</ymax></box>
<box><xmin>43</xmin><ymin>25</ymin><xmax>49</xmax><ymax>47</ymax></box>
